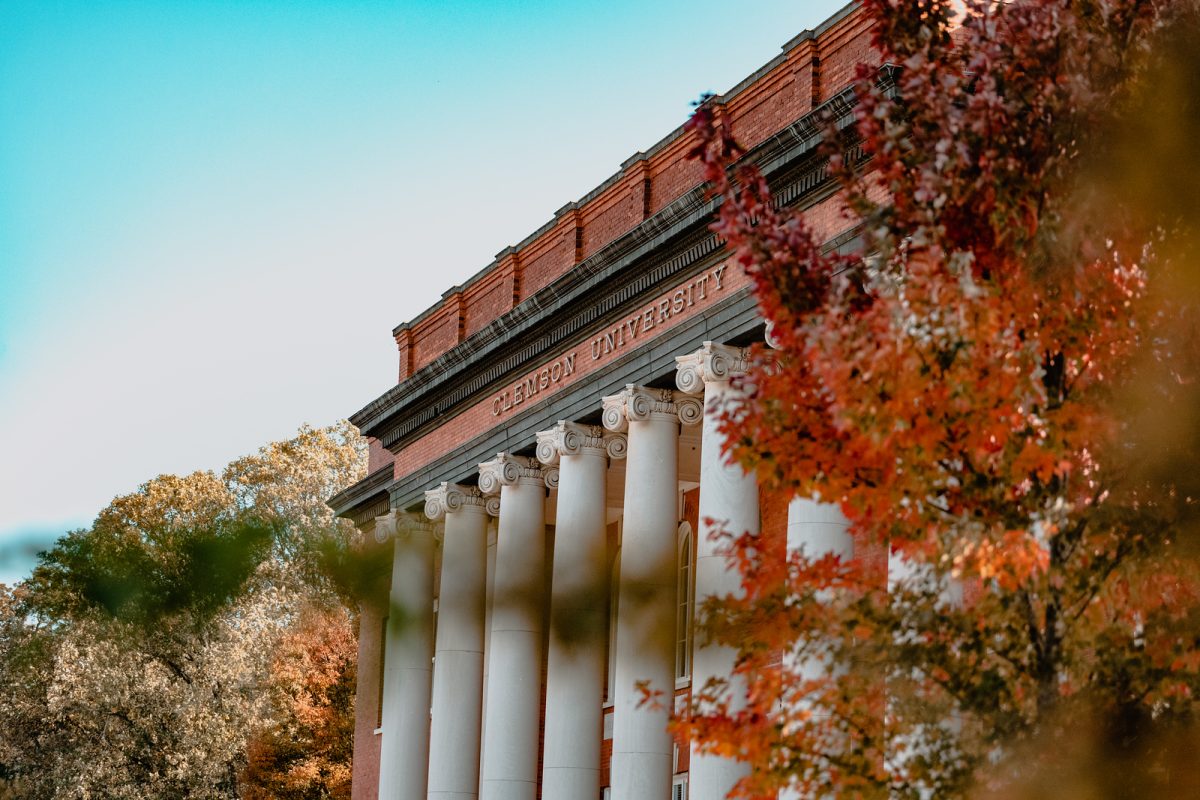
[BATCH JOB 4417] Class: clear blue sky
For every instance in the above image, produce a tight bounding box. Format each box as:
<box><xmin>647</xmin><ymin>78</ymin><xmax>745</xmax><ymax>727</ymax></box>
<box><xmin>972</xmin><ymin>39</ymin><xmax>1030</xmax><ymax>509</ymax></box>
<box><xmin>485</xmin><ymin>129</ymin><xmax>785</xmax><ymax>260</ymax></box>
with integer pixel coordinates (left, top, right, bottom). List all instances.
<box><xmin>0</xmin><ymin>0</ymin><xmax>850</xmax><ymax>584</ymax></box>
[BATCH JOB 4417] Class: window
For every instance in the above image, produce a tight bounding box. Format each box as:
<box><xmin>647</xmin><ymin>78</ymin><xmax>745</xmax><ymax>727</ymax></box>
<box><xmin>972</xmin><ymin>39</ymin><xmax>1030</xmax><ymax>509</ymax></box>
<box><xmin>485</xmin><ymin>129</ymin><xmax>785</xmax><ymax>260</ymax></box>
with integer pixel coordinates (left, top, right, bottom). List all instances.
<box><xmin>672</xmin><ymin>774</ymin><xmax>689</xmax><ymax>800</ymax></box>
<box><xmin>675</xmin><ymin>521</ymin><xmax>694</xmax><ymax>684</ymax></box>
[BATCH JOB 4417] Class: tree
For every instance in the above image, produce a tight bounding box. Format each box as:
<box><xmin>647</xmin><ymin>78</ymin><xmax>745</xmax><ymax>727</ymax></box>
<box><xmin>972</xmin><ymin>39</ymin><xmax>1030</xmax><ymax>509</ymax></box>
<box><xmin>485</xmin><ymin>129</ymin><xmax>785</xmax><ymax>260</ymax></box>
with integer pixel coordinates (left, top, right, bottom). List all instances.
<box><xmin>0</xmin><ymin>423</ymin><xmax>366</xmax><ymax>799</ymax></box>
<box><xmin>224</xmin><ymin>421</ymin><xmax>367</xmax><ymax>579</ymax></box>
<box><xmin>679</xmin><ymin>1</ymin><xmax>1200</xmax><ymax>798</ymax></box>
<box><xmin>240</xmin><ymin>604</ymin><xmax>357</xmax><ymax>800</ymax></box>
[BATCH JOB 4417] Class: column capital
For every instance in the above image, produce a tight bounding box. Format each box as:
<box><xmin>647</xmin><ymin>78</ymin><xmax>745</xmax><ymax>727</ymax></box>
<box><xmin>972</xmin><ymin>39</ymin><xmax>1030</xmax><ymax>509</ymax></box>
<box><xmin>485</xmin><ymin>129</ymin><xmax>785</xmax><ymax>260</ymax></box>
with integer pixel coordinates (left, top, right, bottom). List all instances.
<box><xmin>478</xmin><ymin>453</ymin><xmax>551</xmax><ymax>494</ymax></box>
<box><xmin>374</xmin><ymin>509</ymin><xmax>400</xmax><ymax>542</ymax></box>
<box><xmin>535</xmin><ymin>421</ymin><xmax>627</xmax><ymax>465</ymax></box>
<box><xmin>600</xmin><ymin>384</ymin><xmax>702</xmax><ymax>432</ymax></box>
<box><xmin>424</xmin><ymin>482</ymin><xmax>495</xmax><ymax>521</ymax></box>
<box><xmin>374</xmin><ymin>510</ymin><xmax>437</xmax><ymax>544</ymax></box>
<box><xmin>675</xmin><ymin>341</ymin><xmax>750</xmax><ymax>394</ymax></box>
<box><xmin>764</xmin><ymin>320</ymin><xmax>782</xmax><ymax>350</ymax></box>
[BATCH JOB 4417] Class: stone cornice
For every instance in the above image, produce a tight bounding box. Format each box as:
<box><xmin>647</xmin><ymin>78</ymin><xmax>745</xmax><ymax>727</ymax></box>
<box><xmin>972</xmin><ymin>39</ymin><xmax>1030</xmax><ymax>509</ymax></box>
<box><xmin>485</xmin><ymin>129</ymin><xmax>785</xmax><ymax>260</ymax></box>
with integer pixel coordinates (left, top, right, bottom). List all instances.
<box><xmin>351</xmin><ymin>67</ymin><xmax>896</xmax><ymax>458</ymax></box>
<box><xmin>328</xmin><ymin>465</ymin><xmax>394</xmax><ymax>520</ymax></box>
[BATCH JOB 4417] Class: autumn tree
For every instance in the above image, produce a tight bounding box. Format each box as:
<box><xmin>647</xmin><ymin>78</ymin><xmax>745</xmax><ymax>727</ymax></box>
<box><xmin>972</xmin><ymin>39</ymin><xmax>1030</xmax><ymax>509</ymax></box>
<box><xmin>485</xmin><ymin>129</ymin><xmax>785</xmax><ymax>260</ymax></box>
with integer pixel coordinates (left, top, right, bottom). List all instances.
<box><xmin>680</xmin><ymin>1</ymin><xmax>1200</xmax><ymax>798</ymax></box>
<box><xmin>241</xmin><ymin>604</ymin><xmax>357</xmax><ymax>800</ymax></box>
<box><xmin>0</xmin><ymin>423</ymin><xmax>366</xmax><ymax>799</ymax></box>
<box><xmin>224</xmin><ymin>421</ymin><xmax>368</xmax><ymax>585</ymax></box>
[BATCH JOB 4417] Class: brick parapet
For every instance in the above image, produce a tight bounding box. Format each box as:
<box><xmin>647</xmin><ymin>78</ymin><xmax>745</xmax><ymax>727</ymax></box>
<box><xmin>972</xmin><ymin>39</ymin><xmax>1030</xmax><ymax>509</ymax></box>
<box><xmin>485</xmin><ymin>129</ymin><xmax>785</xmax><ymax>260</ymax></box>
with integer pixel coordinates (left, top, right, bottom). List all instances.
<box><xmin>392</xmin><ymin>2</ymin><xmax>872</xmax><ymax>384</ymax></box>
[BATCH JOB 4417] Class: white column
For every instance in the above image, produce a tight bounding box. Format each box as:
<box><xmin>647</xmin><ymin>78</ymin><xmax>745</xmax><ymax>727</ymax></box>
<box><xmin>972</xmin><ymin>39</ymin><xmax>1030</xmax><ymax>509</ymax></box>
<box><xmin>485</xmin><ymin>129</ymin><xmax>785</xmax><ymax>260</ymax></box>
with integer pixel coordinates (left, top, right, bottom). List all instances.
<box><xmin>536</xmin><ymin>422</ymin><xmax>627</xmax><ymax>800</ymax></box>
<box><xmin>776</xmin><ymin>498</ymin><xmax>855</xmax><ymax>800</ymax></box>
<box><xmin>602</xmin><ymin>385</ymin><xmax>702</xmax><ymax>800</ymax></box>
<box><xmin>766</xmin><ymin>320</ymin><xmax>857</xmax><ymax>798</ymax></box>
<box><xmin>479</xmin><ymin>519</ymin><xmax>498</xmax><ymax>793</ymax></box>
<box><xmin>377</xmin><ymin>511</ymin><xmax>438</xmax><ymax>800</ymax></box>
<box><xmin>788</xmin><ymin>498</ymin><xmax>853</xmax><ymax>567</ymax></box>
<box><xmin>425</xmin><ymin>483</ymin><xmax>495</xmax><ymax>800</ymax></box>
<box><xmin>676</xmin><ymin>343</ymin><xmax>757</xmax><ymax>800</ymax></box>
<box><xmin>477</xmin><ymin>454</ymin><xmax>551</xmax><ymax>800</ymax></box>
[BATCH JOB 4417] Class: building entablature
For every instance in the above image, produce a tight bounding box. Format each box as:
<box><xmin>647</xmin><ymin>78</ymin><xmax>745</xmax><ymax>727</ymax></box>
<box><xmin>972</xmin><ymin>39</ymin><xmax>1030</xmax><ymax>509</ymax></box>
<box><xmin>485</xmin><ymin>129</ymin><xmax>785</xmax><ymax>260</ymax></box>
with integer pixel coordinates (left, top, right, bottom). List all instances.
<box><xmin>350</xmin><ymin>69</ymin><xmax>894</xmax><ymax>455</ymax></box>
<box><xmin>327</xmin><ymin>463</ymin><xmax>393</xmax><ymax>526</ymax></box>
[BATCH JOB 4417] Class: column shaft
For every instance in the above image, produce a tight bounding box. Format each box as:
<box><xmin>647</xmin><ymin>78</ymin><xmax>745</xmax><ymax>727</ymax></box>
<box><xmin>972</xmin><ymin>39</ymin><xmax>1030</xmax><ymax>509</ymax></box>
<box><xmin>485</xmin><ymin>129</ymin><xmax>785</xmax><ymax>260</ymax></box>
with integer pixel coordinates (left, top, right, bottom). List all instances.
<box><xmin>538</xmin><ymin>423</ymin><xmax>617</xmax><ymax>800</ymax></box>
<box><xmin>677</xmin><ymin>344</ymin><xmax>758</xmax><ymax>800</ymax></box>
<box><xmin>479</xmin><ymin>455</ymin><xmax>547</xmax><ymax>800</ymax></box>
<box><xmin>779</xmin><ymin>497</ymin><xmax>853</xmax><ymax>800</ymax></box>
<box><xmin>603</xmin><ymin>386</ymin><xmax>698</xmax><ymax>800</ymax></box>
<box><xmin>378</xmin><ymin>514</ymin><xmax>437</xmax><ymax>800</ymax></box>
<box><xmin>426</xmin><ymin>486</ymin><xmax>491</xmax><ymax>800</ymax></box>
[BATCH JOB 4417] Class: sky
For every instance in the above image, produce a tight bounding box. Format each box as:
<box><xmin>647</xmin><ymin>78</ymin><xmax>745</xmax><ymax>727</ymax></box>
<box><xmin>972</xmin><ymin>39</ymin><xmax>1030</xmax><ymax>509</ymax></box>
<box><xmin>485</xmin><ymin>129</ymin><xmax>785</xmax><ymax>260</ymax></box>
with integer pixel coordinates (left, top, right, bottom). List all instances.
<box><xmin>0</xmin><ymin>0</ymin><xmax>849</xmax><ymax>584</ymax></box>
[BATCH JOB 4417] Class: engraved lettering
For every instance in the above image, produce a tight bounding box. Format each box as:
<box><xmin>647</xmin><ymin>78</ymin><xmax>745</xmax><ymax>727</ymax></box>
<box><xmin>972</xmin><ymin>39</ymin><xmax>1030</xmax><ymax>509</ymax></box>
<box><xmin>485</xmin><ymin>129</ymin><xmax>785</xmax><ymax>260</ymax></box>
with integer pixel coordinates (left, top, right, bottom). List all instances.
<box><xmin>489</xmin><ymin>265</ymin><xmax>729</xmax><ymax>417</ymax></box>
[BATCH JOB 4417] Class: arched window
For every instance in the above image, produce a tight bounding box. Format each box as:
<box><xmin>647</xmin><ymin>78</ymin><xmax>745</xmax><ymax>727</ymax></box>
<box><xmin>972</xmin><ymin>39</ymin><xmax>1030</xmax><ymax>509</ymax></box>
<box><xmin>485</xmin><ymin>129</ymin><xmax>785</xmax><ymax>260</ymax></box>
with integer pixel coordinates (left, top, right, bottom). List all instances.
<box><xmin>675</xmin><ymin>521</ymin><xmax>694</xmax><ymax>684</ymax></box>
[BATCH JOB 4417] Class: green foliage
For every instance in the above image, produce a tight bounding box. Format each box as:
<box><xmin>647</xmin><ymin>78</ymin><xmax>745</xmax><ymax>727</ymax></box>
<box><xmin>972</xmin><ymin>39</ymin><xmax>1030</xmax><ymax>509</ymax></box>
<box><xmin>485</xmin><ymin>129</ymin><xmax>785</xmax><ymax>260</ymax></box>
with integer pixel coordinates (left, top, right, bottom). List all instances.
<box><xmin>27</xmin><ymin>515</ymin><xmax>275</xmax><ymax>629</ymax></box>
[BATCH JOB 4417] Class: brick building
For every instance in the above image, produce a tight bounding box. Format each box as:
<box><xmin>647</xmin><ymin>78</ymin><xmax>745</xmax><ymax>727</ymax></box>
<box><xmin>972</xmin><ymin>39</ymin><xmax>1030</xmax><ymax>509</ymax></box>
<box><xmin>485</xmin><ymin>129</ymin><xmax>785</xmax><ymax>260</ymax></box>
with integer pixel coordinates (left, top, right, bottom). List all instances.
<box><xmin>329</xmin><ymin>4</ymin><xmax>879</xmax><ymax>799</ymax></box>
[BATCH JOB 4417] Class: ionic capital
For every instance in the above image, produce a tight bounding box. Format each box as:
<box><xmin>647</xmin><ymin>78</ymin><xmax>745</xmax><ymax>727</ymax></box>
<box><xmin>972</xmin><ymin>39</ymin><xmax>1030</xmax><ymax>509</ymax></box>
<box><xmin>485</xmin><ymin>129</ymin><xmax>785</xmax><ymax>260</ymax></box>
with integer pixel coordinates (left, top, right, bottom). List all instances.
<box><xmin>478</xmin><ymin>453</ymin><xmax>551</xmax><ymax>495</ymax></box>
<box><xmin>674</xmin><ymin>341</ymin><xmax>750</xmax><ymax>394</ymax></box>
<box><xmin>600</xmin><ymin>384</ymin><xmax>703</xmax><ymax>431</ymax></box>
<box><xmin>373</xmin><ymin>510</ymin><xmax>399</xmax><ymax>543</ymax></box>
<box><xmin>764</xmin><ymin>320</ymin><xmax>782</xmax><ymax>350</ymax></box>
<box><xmin>424</xmin><ymin>483</ymin><xmax>492</xmax><ymax>521</ymax></box>
<box><xmin>374</xmin><ymin>510</ymin><xmax>437</xmax><ymax>544</ymax></box>
<box><xmin>535</xmin><ymin>421</ymin><xmax>627</xmax><ymax>465</ymax></box>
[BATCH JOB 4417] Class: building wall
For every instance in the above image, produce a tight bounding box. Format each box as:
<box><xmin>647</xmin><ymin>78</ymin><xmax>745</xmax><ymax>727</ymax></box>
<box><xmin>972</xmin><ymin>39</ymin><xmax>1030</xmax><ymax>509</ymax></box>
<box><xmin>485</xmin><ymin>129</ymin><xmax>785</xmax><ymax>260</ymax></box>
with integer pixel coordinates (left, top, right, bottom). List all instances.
<box><xmin>343</xmin><ymin>4</ymin><xmax>879</xmax><ymax>797</ymax></box>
